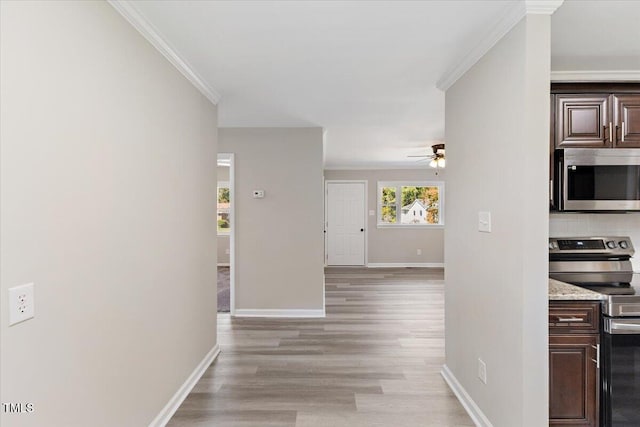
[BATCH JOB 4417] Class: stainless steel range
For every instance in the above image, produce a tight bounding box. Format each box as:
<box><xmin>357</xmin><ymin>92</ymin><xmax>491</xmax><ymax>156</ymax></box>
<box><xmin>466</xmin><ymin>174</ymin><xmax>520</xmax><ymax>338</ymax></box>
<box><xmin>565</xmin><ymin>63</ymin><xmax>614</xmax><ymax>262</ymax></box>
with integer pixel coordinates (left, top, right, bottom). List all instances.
<box><xmin>549</xmin><ymin>236</ymin><xmax>640</xmax><ymax>427</ymax></box>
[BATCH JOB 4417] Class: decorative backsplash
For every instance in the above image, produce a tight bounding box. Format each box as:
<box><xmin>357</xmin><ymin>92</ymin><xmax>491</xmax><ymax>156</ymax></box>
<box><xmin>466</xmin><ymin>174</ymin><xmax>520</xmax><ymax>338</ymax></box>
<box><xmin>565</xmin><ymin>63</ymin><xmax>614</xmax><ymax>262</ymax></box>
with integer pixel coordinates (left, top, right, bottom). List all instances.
<box><xmin>550</xmin><ymin>213</ymin><xmax>640</xmax><ymax>272</ymax></box>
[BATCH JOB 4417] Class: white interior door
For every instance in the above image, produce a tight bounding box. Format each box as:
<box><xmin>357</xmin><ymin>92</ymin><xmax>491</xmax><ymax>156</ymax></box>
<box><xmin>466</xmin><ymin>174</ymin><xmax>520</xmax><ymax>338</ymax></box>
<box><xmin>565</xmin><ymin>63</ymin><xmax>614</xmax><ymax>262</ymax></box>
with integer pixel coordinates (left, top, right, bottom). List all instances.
<box><xmin>327</xmin><ymin>182</ymin><xmax>365</xmax><ymax>266</ymax></box>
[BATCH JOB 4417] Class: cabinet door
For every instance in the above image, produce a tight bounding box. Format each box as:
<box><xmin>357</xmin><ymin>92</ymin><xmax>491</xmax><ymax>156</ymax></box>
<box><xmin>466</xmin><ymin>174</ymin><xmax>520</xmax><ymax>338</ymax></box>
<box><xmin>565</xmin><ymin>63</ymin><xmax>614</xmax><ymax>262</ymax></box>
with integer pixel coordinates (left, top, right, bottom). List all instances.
<box><xmin>556</xmin><ymin>95</ymin><xmax>611</xmax><ymax>148</ymax></box>
<box><xmin>613</xmin><ymin>94</ymin><xmax>640</xmax><ymax>148</ymax></box>
<box><xmin>549</xmin><ymin>334</ymin><xmax>599</xmax><ymax>427</ymax></box>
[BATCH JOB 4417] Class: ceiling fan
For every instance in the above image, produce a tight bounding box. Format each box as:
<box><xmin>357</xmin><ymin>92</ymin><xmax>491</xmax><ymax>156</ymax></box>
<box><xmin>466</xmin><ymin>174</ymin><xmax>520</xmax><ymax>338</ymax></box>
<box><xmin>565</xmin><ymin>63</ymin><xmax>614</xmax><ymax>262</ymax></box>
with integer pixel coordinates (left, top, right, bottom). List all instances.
<box><xmin>408</xmin><ymin>143</ymin><xmax>446</xmax><ymax>169</ymax></box>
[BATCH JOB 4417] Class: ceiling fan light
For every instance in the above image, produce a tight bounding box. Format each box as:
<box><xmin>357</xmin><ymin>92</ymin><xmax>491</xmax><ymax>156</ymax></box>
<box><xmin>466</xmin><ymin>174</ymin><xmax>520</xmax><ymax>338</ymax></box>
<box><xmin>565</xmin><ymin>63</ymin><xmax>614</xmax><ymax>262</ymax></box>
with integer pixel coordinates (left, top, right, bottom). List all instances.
<box><xmin>429</xmin><ymin>159</ymin><xmax>438</xmax><ymax>168</ymax></box>
<box><xmin>437</xmin><ymin>158</ymin><xmax>446</xmax><ymax>168</ymax></box>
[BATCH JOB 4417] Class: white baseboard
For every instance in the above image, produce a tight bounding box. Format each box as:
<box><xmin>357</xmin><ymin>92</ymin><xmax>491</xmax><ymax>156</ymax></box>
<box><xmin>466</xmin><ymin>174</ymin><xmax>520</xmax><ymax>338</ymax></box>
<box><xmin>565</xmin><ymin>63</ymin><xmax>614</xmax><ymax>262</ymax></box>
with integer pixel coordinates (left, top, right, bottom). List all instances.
<box><xmin>234</xmin><ymin>309</ymin><xmax>325</xmax><ymax>318</ymax></box>
<box><xmin>441</xmin><ymin>365</ymin><xmax>493</xmax><ymax>427</ymax></box>
<box><xmin>367</xmin><ymin>262</ymin><xmax>444</xmax><ymax>268</ymax></box>
<box><xmin>217</xmin><ymin>263</ymin><xmax>230</xmax><ymax>267</ymax></box>
<box><xmin>149</xmin><ymin>344</ymin><xmax>221</xmax><ymax>427</ymax></box>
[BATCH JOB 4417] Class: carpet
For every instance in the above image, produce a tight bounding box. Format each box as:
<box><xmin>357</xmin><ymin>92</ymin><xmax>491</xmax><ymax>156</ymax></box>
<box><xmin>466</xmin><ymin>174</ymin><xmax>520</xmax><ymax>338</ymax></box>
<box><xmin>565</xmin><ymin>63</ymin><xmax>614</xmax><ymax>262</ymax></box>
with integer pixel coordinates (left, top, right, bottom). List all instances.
<box><xmin>217</xmin><ymin>266</ymin><xmax>230</xmax><ymax>312</ymax></box>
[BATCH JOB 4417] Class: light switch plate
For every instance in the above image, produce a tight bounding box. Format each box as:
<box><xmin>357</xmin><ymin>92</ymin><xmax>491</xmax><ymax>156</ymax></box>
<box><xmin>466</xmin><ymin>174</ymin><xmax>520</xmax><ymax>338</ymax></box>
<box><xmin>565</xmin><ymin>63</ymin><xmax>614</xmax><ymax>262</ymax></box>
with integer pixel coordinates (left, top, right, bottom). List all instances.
<box><xmin>478</xmin><ymin>211</ymin><xmax>492</xmax><ymax>233</ymax></box>
<box><xmin>252</xmin><ymin>190</ymin><xmax>265</xmax><ymax>199</ymax></box>
<box><xmin>9</xmin><ymin>283</ymin><xmax>35</xmax><ymax>326</ymax></box>
<box><xmin>478</xmin><ymin>358</ymin><xmax>487</xmax><ymax>384</ymax></box>
<box><xmin>369</xmin><ymin>210</ymin><xmax>375</xmax><ymax>216</ymax></box>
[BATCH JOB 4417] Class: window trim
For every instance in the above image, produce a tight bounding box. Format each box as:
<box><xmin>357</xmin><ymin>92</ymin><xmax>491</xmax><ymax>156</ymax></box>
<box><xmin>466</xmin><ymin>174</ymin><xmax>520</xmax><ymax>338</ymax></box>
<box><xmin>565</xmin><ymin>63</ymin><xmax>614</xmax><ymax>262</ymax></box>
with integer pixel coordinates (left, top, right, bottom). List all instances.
<box><xmin>377</xmin><ymin>181</ymin><xmax>445</xmax><ymax>228</ymax></box>
<box><xmin>217</xmin><ymin>181</ymin><xmax>231</xmax><ymax>235</ymax></box>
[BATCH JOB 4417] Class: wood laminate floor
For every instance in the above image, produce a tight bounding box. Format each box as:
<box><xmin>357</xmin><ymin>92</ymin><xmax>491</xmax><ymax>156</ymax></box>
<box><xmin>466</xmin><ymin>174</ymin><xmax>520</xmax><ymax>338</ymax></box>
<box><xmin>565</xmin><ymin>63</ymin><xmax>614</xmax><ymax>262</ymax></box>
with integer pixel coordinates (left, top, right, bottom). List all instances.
<box><xmin>168</xmin><ymin>267</ymin><xmax>473</xmax><ymax>427</ymax></box>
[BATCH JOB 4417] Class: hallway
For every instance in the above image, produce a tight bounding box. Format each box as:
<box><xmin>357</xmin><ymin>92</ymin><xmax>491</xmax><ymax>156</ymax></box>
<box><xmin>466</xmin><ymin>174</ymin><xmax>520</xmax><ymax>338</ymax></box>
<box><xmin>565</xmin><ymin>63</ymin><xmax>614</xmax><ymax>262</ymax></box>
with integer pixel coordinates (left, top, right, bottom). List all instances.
<box><xmin>168</xmin><ymin>267</ymin><xmax>473</xmax><ymax>426</ymax></box>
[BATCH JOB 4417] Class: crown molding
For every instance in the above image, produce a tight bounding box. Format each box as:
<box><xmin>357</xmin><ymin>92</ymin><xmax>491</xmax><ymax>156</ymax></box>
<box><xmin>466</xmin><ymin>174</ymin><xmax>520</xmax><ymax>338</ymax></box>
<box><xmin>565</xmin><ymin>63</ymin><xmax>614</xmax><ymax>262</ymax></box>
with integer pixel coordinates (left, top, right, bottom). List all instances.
<box><xmin>551</xmin><ymin>70</ymin><xmax>640</xmax><ymax>82</ymax></box>
<box><xmin>436</xmin><ymin>0</ymin><xmax>564</xmax><ymax>91</ymax></box>
<box><xmin>108</xmin><ymin>0</ymin><xmax>221</xmax><ymax>105</ymax></box>
<box><xmin>525</xmin><ymin>0</ymin><xmax>565</xmax><ymax>14</ymax></box>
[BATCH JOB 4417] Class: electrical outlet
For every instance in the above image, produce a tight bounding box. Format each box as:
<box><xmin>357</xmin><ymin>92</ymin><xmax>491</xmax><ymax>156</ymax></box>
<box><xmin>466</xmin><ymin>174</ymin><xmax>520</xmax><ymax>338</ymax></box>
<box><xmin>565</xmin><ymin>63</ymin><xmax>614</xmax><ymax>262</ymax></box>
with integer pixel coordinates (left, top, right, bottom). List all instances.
<box><xmin>225</xmin><ymin>248</ymin><xmax>230</xmax><ymax>255</ymax></box>
<box><xmin>9</xmin><ymin>283</ymin><xmax>35</xmax><ymax>326</ymax></box>
<box><xmin>417</xmin><ymin>248</ymin><xmax>422</xmax><ymax>255</ymax></box>
<box><xmin>478</xmin><ymin>358</ymin><xmax>487</xmax><ymax>384</ymax></box>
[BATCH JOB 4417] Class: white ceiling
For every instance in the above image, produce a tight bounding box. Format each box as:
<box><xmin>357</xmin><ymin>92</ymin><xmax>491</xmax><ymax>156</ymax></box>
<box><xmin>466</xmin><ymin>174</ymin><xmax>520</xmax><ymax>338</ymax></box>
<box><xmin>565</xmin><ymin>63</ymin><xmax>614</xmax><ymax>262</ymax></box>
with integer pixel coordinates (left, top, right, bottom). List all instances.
<box><xmin>128</xmin><ymin>0</ymin><xmax>640</xmax><ymax>169</ymax></box>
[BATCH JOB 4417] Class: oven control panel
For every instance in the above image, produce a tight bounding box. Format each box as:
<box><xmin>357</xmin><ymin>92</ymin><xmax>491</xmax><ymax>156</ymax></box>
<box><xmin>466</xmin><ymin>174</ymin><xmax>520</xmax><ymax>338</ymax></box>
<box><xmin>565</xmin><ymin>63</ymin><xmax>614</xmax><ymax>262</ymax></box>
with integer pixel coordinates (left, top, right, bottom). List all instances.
<box><xmin>549</xmin><ymin>237</ymin><xmax>634</xmax><ymax>256</ymax></box>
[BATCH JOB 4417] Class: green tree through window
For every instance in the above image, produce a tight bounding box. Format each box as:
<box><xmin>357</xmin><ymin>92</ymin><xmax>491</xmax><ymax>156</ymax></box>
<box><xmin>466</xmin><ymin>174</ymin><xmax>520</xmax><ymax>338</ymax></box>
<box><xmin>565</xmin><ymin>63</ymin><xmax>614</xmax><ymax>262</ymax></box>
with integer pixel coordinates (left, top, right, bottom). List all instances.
<box><xmin>217</xmin><ymin>186</ymin><xmax>230</xmax><ymax>232</ymax></box>
<box><xmin>380</xmin><ymin>186</ymin><xmax>397</xmax><ymax>223</ymax></box>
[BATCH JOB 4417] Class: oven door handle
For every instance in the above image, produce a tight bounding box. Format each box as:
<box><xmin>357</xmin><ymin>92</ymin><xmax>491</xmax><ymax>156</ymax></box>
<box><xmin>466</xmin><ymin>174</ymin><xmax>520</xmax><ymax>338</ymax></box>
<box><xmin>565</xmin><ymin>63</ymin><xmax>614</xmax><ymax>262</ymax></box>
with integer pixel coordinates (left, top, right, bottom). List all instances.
<box><xmin>607</xmin><ymin>320</ymin><xmax>640</xmax><ymax>334</ymax></box>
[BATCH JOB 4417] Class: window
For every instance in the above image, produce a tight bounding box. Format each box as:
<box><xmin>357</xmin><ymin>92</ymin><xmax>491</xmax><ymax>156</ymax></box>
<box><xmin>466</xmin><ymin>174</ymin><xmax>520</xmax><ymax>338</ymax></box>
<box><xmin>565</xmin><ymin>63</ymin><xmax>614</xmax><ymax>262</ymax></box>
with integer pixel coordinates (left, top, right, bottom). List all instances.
<box><xmin>217</xmin><ymin>181</ymin><xmax>230</xmax><ymax>234</ymax></box>
<box><xmin>377</xmin><ymin>181</ymin><xmax>444</xmax><ymax>227</ymax></box>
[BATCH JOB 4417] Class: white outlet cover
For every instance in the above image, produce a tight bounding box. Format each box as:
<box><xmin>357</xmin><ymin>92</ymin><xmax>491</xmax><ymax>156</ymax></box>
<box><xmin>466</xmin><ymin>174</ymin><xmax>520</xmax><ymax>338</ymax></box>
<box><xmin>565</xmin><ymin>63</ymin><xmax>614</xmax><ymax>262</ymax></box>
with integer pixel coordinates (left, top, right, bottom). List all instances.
<box><xmin>252</xmin><ymin>189</ymin><xmax>265</xmax><ymax>198</ymax></box>
<box><xmin>369</xmin><ymin>210</ymin><xmax>375</xmax><ymax>216</ymax></box>
<box><xmin>9</xmin><ymin>283</ymin><xmax>35</xmax><ymax>326</ymax></box>
<box><xmin>478</xmin><ymin>211</ymin><xmax>492</xmax><ymax>233</ymax></box>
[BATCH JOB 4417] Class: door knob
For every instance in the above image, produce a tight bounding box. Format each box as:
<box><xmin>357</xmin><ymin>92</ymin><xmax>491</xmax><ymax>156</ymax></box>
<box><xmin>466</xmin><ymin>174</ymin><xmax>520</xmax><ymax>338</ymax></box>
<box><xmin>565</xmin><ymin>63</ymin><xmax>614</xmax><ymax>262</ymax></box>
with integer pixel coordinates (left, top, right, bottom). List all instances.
<box><xmin>360</xmin><ymin>228</ymin><xmax>364</xmax><ymax>232</ymax></box>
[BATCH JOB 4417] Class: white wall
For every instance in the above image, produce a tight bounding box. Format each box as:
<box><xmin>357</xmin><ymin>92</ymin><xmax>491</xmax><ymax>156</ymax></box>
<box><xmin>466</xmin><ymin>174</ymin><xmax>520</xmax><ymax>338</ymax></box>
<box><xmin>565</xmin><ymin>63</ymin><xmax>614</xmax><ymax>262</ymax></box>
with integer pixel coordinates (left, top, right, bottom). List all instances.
<box><xmin>550</xmin><ymin>213</ymin><xmax>640</xmax><ymax>271</ymax></box>
<box><xmin>219</xmin><ymin>128</ymin><xmax>324</xmax><ymax>313</ymax></box>
<box><xmin>444</xmin><ymin>15</ymin><xmax>550</xmax><ymax>427</ymax></box>
<box><xmin>217</xmin><ymin>235</ymin><xmax>231</xmax><ymax>265</ymax></box>
<box><xmin>324</xmin><ymin>169</ymin><xmax>445</xmax><ymax>265</ymax></box>
<box><xmin>0</xmin><ymin>2</ymin><xmax>218</xmax><ymax>426</ymax></box>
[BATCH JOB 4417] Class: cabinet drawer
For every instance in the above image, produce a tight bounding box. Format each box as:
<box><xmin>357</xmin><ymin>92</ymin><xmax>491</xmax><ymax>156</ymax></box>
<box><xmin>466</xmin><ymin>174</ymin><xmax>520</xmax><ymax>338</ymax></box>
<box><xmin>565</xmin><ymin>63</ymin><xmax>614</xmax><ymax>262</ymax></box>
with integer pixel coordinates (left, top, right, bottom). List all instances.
<box><xmin>549</xmin><ymin>302</ymin><xmax>600</xmax><ymax>334</ymax></box>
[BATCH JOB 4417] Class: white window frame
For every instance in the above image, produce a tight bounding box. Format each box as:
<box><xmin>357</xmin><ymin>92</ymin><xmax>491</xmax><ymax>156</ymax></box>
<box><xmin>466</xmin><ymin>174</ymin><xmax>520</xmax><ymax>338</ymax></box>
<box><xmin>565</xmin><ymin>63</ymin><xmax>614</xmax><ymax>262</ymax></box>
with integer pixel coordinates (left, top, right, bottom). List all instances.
<box><xmin>217</xmin><ymin>180</ymin><xmax>231</xmax><ymax>235</ymax></box>
<box><xmin>377</xmin><ymin>181</ymin><xmax>445</xmax><ymax>228</ymax></box>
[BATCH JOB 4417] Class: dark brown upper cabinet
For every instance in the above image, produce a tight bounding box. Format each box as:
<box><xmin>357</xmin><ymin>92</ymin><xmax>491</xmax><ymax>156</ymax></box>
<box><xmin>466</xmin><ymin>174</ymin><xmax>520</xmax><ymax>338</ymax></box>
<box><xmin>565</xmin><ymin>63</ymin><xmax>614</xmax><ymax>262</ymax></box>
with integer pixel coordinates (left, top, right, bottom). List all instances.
<box><xmin>555</xmin><ymin>95</ymin><xmax>610</xmax><ymax>148</ymax></box>
<box><xmin>551</xmin><ymin>83</ymin><xmax>640</xmax><ymax>149</ymax></box>
<box><xmin>614</xmin><ymin>94</ymin><xmax>640</xmax><ymax>148</ymax></box>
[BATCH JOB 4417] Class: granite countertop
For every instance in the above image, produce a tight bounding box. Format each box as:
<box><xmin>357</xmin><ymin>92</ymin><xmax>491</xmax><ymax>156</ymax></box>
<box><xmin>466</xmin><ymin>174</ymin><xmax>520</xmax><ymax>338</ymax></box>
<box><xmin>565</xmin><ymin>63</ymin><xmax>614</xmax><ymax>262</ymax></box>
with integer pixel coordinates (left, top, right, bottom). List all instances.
<box><xmin>548</xmin><ymin>278</ymin><xmax>605</xmax><ymax>301</ymax></box>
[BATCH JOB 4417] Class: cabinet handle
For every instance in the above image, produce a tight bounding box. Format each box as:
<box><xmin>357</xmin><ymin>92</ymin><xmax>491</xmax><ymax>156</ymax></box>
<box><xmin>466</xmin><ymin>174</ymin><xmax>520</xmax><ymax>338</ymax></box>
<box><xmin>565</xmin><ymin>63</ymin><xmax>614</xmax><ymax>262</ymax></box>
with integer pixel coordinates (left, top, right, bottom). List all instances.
<box><xmin>550</xmin><ymin>179</ymin><xmax>554</xmax><ymax>206</ymax></box>
<box><xmin>610</xmin><ymin>122</ymin><xmax>613</xmax><ymax>143</ymax></box>
<box><xmin>591</xmin><ymin>344</ymin><xmax>600</xmax><ymax>369</ymax></box>
<box><xmin>557</xmin><ymin>317</ymin><xmax>583</xmax><ymax>322</ymax></box>
<box><xmin>622</xmin><ymin>121</ymin><xmax>625</xmax><ymax>142</ymax></box>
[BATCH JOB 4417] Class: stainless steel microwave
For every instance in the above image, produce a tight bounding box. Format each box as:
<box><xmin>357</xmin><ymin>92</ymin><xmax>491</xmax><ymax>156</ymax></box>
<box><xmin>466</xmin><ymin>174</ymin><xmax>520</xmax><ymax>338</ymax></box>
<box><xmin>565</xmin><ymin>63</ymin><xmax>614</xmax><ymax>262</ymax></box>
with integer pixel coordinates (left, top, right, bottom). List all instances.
<box><xmin>554</xmin><ymin>148</ymin><xmax>640</xmax><ymax>211</ymax></box>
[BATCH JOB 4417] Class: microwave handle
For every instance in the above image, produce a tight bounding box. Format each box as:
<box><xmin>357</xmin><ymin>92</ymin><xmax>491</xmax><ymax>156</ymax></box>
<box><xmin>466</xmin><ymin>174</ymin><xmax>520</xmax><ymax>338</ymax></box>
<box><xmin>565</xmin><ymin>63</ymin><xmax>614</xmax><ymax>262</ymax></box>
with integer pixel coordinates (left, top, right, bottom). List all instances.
<box><xmin>558</xmin><ymin>157</ymin><xmax>564</xmax><ymax>210</ymax></box>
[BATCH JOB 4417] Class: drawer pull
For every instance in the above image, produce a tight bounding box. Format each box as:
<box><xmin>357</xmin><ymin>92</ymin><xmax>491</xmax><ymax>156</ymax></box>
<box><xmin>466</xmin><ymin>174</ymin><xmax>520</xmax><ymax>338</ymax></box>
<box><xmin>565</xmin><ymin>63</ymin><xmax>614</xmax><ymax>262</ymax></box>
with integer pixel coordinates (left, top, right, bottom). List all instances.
<box><xmin>557</xmin><ymin>317</ymin><xmax>583</xmax><ymax>322</ymax></box>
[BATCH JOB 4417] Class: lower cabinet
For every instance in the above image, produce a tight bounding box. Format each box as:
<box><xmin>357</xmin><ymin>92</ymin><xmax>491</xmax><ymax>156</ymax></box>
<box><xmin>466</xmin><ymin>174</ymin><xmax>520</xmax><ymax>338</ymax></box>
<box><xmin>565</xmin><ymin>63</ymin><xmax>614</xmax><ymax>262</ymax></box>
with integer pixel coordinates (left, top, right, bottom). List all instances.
<box><xmin>549</xmin><ymin>335</ymin><xmax>599</xmax><ymax>426</ymax></box>
<box><xmin>549</xmin><ymin>301</ymin><xmax>600</xmax><ymax>427</ymax></box>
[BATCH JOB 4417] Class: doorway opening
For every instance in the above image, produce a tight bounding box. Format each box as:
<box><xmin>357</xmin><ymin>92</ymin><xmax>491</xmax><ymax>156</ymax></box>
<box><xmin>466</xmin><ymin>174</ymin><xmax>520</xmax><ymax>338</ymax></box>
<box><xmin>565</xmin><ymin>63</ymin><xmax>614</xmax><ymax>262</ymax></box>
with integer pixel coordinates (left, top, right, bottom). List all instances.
<box><xmin>217</xmin><ymin>153</ymin><xmax>234</xmax><ymax>314</ymax></box>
